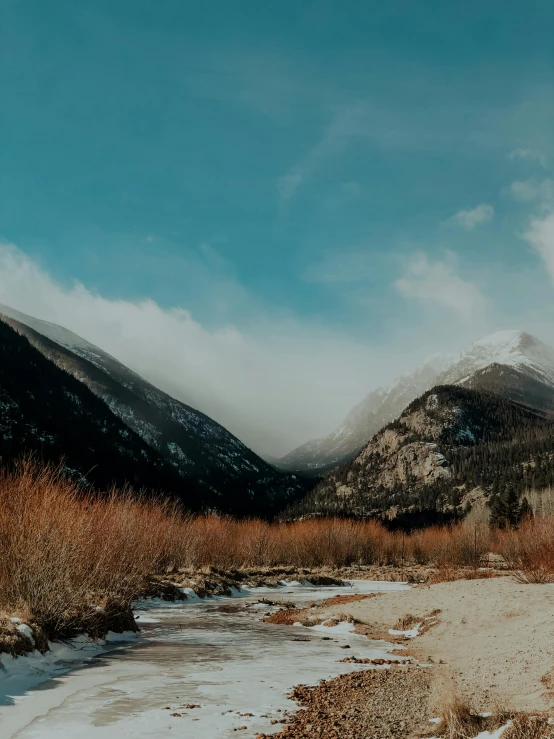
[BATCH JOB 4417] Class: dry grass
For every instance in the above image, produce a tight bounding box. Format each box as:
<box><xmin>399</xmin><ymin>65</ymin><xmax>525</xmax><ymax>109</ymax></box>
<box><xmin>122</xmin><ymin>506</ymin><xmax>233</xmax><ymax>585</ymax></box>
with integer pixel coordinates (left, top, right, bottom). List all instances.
<box><xmin>6</xmin><ymin>458</ymin><xmax>554</xmax><ymax>646</ymax></box>
<box><xmin>495</xmin><ymin>518</ymin><xmax>554</xmax><ymax>584</ymax></box>
<box><xmin>502</xmin><ymin>714</ymin><xmax>554</xmax><ymax>738</ymax></box>
<box><xmin>392</xmin><ymin>612</ymin><xmax>419</xmax><ymax>630</ymax></box>
<box><xmin>433</xmin><ymin>690</ymin><xmax>510</xmax><ymax>739</ymax></box>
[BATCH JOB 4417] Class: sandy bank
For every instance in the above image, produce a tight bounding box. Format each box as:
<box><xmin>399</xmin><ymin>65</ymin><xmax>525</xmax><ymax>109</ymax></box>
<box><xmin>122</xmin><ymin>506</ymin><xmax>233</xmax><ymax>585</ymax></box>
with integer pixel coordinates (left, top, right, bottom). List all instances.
<box><xmin>313</xmin><ymin>576</ymin><xmax>554</xmax><ymax>712</ymax></box>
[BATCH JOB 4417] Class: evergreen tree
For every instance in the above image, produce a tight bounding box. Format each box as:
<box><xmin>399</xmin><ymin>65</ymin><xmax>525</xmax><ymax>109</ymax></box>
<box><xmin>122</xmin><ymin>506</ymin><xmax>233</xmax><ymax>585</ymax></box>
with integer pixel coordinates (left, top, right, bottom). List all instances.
<box><xmin>519</xmin><ymin>496</ymin><xmax>533</xmax><ymax>521</ymax></box>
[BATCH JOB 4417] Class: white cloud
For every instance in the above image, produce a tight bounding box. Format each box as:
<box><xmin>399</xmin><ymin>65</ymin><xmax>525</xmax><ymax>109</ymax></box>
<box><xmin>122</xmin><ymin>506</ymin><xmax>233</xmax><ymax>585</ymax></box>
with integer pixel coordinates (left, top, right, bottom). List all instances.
<box><xmin>509</xmin><ymin>178</ymin><xmax>554</xmax><ymax>204</ymax></box>
<box><xmin>524</xmin><ymin>212</ymin><xmax>554</xmax><ymax>283</ymax></box>
<box><xmin>0</xmin><ymin>243</ymin><xmax>406</xmax><ymax>458</ymax></box>
<box><xmin>447</xmin><ymin>204</ymin><xmax>494</xmax><ymax>230</ymax></box>
<box><xmin>508</xmin><ymin>148</ymin><xmax>547</xmax><ymax>168</ymax></box>
<box><xmin>395</xmin><ymin>252</ymin><xmax>486</xmax><ymax>323</ymax></box>
<box><xmin>277</xmin><ymin>102</ymin><xmax>370</xmax><ymax>203</ymax></box>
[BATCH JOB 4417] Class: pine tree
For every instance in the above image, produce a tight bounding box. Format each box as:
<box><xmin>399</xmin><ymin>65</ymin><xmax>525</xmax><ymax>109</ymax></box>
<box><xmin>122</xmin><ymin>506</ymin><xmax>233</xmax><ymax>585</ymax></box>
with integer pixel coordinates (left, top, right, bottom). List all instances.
<box><xmin>519</xmin><ymin>496</ymin><xmax>533</xmax><ymax>521</ymax></box>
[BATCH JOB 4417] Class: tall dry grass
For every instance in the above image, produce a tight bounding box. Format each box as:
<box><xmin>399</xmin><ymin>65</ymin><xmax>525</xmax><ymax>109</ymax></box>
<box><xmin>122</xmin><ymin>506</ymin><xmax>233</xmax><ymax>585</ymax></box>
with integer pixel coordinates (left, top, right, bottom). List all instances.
<box><xmin>5</xmin><ymin>459</ymin><xmax>554</xmax><ymax>640</ymax></box>
<box><xmin>0</xmin><ymin>459</ymin><xmax>188</xmax><ymax>637</ymax></box>
<box><xmin>494</xmin><ymin>517</ymin><xmax>554</xmax><ymax>583</ymax></box>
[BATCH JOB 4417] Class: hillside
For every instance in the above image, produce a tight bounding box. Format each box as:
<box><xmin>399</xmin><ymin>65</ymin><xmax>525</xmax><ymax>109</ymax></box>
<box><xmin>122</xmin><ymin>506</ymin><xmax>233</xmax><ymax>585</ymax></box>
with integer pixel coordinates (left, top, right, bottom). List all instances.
<box><xmin>287</xmin><ymin>385</ymin><xmax>554</xmax><ymax>520</ymax></box>
<box><xmin>277</xmin><ymin>358</ymin><xmax>451</xmax><ymax>475</ymax></box>
<box><xmin>0</xmin><ymin>308</ymin><xmax>310</xmax><ymax>515</ymax></box>
<box><xmin>278</xmin><ymin>330</ymin><xmax>554</xmax><ymax>475</ymax></box>
<box><xmin>0</xmin><ymin>317</ymin><xmax>202</xmax><ymax>501</ymax></box>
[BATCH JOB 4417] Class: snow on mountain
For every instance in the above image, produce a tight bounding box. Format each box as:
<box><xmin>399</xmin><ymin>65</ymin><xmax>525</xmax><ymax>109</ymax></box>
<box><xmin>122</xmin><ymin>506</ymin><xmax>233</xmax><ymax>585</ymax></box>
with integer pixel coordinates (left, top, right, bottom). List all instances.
<box><xmin>0</xmin><ymin>305</ymin><xmax>308</xmax><ymax>513</ymax></box>
<box><xmin>277</xmin><ymin>330</ymin><xmax>554</xmax><ymax>475</ymax></box>
<box><xmin>438</xmin><ymin>330</ymin><xmax>554</xmax><ymax>389</ymax></box>
<box><xmin>277</xmin><ymin>354</ymin><xmax>455</xmax><ymax>475</ymax></box>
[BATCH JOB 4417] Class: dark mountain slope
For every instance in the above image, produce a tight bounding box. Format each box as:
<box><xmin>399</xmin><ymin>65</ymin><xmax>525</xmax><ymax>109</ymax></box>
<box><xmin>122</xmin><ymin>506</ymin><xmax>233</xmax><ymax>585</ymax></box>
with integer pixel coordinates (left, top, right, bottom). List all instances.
<box><xmin>0</xmin><ymin>318</ymin><xmax>206</xmax><ymax>502</ymax></box>
<box><xmin>288</xmin><ymin>385</ymin><xmax>554</xmax><ymax>519</ymax></box>
<box><xmin>0</xmin><ymin>307</ymin><xmax>310</xmax><ymax>514</ymax></box>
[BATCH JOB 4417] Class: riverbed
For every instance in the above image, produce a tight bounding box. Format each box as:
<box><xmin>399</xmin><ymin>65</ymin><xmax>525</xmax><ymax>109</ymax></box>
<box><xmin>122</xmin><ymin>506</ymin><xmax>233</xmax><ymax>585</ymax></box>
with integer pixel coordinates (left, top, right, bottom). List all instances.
<box><xmin>0</xmin><ymin>581</ymin><xmax>410</xmax><ymax>738</ymax></box>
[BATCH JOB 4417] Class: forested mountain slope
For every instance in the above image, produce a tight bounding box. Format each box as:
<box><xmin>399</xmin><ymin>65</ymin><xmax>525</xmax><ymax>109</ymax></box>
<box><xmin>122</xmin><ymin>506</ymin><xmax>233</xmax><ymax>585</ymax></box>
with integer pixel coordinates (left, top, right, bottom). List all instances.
<box><xmin>288</xmin><ymin>385</ymin><xmax>554</xmax><ymax>520</ymax></box>
<box><xmin>0</xmin><ymin>308</ymin><xmax>310</xmax><ymax>515</ymax></box>
<box><xmin>0</xmin><ymin>318</ymin><xmax>202</xmax><ymax>501</ymax></box>
<box><xmin>278</xmin><ymin>330</ymin><xmax>554</xmax><ymax>476</ymax></box>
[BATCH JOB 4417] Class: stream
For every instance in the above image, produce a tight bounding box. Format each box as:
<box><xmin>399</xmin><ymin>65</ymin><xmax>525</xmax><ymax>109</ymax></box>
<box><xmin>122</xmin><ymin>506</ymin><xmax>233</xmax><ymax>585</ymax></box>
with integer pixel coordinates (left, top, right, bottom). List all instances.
<box><xmin>0</xmin><ymin>581</ymin><xmax>410</xmax><ymax>738</ymax></box>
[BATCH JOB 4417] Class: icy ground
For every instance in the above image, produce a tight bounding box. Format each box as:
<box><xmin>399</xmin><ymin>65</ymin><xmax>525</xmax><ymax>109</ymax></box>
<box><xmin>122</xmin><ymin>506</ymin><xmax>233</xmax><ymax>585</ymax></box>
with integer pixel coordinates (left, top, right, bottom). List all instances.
<box><xmin>0</xmin><ymin>581</ymin><xmax>409</xmax><ymax>738</ymax></box>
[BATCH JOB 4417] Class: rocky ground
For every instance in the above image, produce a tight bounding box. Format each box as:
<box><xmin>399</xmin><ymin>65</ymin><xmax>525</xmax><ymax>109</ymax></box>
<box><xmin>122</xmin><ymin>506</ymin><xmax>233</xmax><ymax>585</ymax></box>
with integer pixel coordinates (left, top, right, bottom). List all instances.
<box><xmin>257</xmin><ymin>667</ymin><xmax>436</xmax><ymax>739</ymax></box>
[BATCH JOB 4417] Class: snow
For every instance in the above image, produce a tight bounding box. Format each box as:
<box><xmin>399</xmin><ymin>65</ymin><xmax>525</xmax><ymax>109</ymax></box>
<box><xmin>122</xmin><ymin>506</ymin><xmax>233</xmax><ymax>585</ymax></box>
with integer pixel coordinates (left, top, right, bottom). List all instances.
<box><xmin>388</xmin><ymin>623</ymin><xmax>422</xmax><ymax>639</ymax></box>
<box><xmin>443</xmin><ymin>329</ymin><xmax>554</xmax><ymax>390</ymax></box>
<box><xmin>16</xmin><ymin>624</ymin><xmax>35</xmax><ymax>641</ymax></box>
<box><xmin>0</xmin><ymin>631</ymin><xmax>139</xmax><ymax>709</ymax></box>
<box><xmin>308</xmin><ymin>620</ymin><xmax>356</xmax><ymax>635</ymax></box>
<box><xmin>0</xmin><ymin>581</ymin><xmax>410</xmax><ymax>738</ymax></box>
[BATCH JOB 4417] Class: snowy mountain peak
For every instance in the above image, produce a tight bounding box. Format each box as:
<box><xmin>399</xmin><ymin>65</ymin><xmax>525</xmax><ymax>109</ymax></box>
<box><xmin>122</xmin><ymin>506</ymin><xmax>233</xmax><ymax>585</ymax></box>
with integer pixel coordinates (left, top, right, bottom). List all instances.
<box><xmin>439</xmin><ymin>329</ymin><xmax>554</xmax><ymax>389</ymax></box>
<box><xmin>278</xmin><ymin>329</ymin><xmax>554</xmax><ymax>474</ymax></box>
<box><xmin>473</xmin><ymin>329</ymin><xmax>528</xmax><ymax>347</ymax></box>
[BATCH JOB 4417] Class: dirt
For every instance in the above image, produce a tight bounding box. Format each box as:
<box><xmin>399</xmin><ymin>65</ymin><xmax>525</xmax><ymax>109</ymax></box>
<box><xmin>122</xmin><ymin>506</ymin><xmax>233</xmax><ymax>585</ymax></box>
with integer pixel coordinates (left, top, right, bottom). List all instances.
<box><xmin>309</xmin><ymin>576</ymin><xmax>554</xmax><ymax>713</ymax></box>
<box><xmin>257</xmin><ymin>667</ymin><xmax>436</xmax><ymax>739</ymax></box>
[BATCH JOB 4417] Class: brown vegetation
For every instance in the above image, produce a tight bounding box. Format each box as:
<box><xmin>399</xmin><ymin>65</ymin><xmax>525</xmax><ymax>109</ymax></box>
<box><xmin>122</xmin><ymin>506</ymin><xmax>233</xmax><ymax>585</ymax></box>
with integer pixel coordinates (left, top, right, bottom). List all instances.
<box><xmin>503</xmin><ymin>713</ymin><xmax>554</xmax><ymax>739</ymax></box>
<box><xmin>497</xmin><ymin>517</ymin><xmax>554</xmax><ymax>584</ymax></box>
<box><xmin>0</xmin><ymin>459</ymin><xmax>187</xmax><ymax>641</ymax></box>
<box><xmin>4</xmin><ymin>459</ymin><xmax>554</xmax><ymax>647</ymax></box>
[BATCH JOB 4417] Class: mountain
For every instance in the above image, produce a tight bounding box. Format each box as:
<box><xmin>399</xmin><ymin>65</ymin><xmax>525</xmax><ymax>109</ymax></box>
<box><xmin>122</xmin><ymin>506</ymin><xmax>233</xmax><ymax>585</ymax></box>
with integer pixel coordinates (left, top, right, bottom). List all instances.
<box><xmin>0</xmin><ymin>317</ymin><xmax>199</xmax><ymax>499</ymax></box>
<box><xmin>276</xmin><ymin>356</ymin><xmax>455</xmax><ymax>475</ymax></box>
<box><xmin>438</xmin><ymin>330</ymin><xmax>554</xmax><ymax>414</ymax></box>
<box><xmin>278</xmin><ymin>330</ymin><xmax>554</xmax><ymax>475</ymax></box>
<box><xmin>287</xmin><ymin>384</ymin><xmax>554</xmax><ymax>521</ymax></box>
<box><xmin>0</xmin><ymin>306</ymin><xmax>310</xmax><ymax>514</ymax></box>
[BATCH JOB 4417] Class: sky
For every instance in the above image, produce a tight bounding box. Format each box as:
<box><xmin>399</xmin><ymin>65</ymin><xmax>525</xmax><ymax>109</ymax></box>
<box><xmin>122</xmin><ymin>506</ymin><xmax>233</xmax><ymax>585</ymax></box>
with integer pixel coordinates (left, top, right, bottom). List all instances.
<box><xmin>2</xmin><ymin>0</ymin><xmax>554</xmax><ymax>457</ymax></box>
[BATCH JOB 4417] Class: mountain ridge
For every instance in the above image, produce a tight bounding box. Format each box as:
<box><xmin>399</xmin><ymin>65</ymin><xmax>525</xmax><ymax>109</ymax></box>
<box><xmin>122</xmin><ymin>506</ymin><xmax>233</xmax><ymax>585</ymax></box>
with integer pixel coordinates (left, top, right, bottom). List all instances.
<box><xmin>0</xmin><ymin>305</ymin><xmax>310</xmax><ymax>514</ymax></box>
<box><xmin>287</xmin><ymin>383</ymin><xmax>554</xmax><ymax>521</ymax></box>
<box><xmin>277</xmin><ymin>330</ymin><xmax>554</xmax><ymax>475</ymax></box>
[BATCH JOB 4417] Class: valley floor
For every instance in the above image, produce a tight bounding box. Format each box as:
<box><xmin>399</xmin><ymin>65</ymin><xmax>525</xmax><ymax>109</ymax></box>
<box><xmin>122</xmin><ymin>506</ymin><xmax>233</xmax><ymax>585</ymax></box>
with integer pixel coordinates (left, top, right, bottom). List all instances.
<box><xmin>282</xmin><ymin>575</ymin><xmax>554</xmax><ymax>716</ymax></box>
<box><xmin>3</xmin><ymin>574</ymin><xmax>554</xmax><ymax>738</ymax></box>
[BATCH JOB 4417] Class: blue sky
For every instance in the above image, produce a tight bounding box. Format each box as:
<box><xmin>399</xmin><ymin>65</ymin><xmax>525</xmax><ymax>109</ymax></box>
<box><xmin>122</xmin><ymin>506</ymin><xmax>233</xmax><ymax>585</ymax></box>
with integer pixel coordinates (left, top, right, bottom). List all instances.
<box><xmin>2</xmin><ymin>1</ymin><xmax>554</xmax><ymax>455</ymax></box>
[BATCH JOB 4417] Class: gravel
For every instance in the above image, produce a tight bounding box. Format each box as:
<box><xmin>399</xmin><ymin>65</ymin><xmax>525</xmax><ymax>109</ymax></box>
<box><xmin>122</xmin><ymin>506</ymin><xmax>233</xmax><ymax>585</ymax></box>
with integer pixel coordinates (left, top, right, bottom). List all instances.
<box><xmin>257</xmin><ymin>666</ymin><xmax>435</xmax><ymax>739</ymax></box>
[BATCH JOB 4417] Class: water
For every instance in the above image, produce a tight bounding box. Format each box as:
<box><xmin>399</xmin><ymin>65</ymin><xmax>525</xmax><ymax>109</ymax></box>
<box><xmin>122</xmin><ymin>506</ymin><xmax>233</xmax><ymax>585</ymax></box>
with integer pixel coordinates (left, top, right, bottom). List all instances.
<box><xmin>0</xmin><ymin>581</ymin><xmax>409</xmax><ymax>738</ymax></box>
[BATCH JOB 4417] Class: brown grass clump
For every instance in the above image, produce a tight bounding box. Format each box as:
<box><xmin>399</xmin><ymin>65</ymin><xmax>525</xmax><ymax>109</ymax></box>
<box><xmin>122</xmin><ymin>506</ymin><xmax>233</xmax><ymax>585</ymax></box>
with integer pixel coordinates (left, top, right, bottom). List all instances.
<box><xmin>502</xmin><ymin>714</ymin><xmax>554</xmax><ymax>738</ymax></box>
<box><xmin>392</xmin><ymin>613</ymin><xmax>419</xmax><ymax>630</ymax></box>
<box><xmin>435</xmin><ymin>691</ymin><xmax>504</xmax><ymax>738</ymax></box>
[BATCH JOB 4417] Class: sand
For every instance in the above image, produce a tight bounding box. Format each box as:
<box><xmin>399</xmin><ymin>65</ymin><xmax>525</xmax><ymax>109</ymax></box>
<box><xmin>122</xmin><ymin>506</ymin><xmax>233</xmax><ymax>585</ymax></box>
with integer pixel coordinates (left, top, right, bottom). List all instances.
<box><xmin>312</xmin><ymin>576</ymin><xmax>554</xmax><ymax>712</ymax></box>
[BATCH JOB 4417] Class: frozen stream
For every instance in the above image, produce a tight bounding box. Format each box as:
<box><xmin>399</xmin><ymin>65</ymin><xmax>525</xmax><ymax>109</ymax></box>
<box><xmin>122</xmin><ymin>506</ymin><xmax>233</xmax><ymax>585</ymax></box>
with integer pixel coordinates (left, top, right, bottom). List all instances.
<box><xmin>0</xmin><ymin>581</ymin><xmax>410</xmax><ymax>738</ymax></box>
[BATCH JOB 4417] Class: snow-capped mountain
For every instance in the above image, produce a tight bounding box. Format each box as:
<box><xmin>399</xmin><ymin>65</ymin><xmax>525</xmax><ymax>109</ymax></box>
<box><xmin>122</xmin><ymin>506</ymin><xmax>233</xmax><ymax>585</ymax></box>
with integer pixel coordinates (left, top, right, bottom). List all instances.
<box><xmin>277</xmin><ymin>356</ymin><xmax>454</xmax><ymax>475</ymax></box>
<box><xmin>277</xmin><ymin>330</ymin><xmax>554</xmax><ymax>475</ymax></box>
<box><xmin>290</xmin><ymin>384</ymin><xmax>554</xmax><ymax>520</ymax></box>
<box><xmin>0</xmin><ymin>305</ymin><xmax>309</xmax><ymax>514</ymax></box>
<box><xmin>438</xmin><ymin>331</ymin><xmax>554</xmax><ymax>414</ymax></box>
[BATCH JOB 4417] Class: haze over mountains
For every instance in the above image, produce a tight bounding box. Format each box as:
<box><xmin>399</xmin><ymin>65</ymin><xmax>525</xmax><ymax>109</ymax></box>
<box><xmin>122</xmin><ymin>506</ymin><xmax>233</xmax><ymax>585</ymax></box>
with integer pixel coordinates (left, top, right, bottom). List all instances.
<box><xmin>2</xmin><ymin>301</ymin><xmax>554</xmax><ymax>522</ymax></box>
<box><xmin>278</xmin><ymin>330</ymin><xmax>554</xmax><ymax>476</ymax></box>
<box><xmin>0</xmin><ymin>305</ymin><xmax>309</xmax><ymax>515</ymax></box>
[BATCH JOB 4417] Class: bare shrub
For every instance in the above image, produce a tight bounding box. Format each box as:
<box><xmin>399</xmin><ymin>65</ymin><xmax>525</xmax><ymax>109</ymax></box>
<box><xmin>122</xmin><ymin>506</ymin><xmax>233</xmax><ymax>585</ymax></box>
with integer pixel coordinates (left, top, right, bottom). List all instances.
<box><xmin>0</xmin><ymin>459</ymin><xmax>187</xmax><ymax>638</ymax></box>
<box><xmin>495</xmin><ymin>518</ymin><xmax>554</xmax><ymax>584</ymax></box>
<box><xmin>437</xmin><ymin>691</ymin><xmax>482</xmax><ymax>738</ymax></box>
<box><xmin>409</xmin><ymin>521</ymin><xmax>490</xmax><ymax>569</ymax></box>
<box><xmin>392</xmin><ymin>613</ymin><xmax>419</xmax><ymax>630</ymax></box>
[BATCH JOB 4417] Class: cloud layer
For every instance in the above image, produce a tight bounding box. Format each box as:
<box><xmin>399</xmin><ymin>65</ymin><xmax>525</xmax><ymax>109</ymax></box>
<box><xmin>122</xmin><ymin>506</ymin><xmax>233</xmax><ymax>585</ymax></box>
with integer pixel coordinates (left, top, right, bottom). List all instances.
<box><xmin>395</xmin><ymin>252</ymin><xmax>486</xmax><ymax>323</ymax></box>
<box><xmin>0</xmin><ymin>243</ymin><xmax>410</xmax><ymax>458</ymax></box>
<box><xmin>448</xmin><ymin>204</ymin><xmax>494</xmax><ymax>230</ymax></box>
